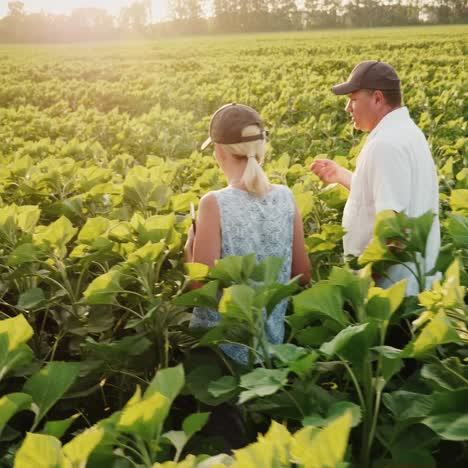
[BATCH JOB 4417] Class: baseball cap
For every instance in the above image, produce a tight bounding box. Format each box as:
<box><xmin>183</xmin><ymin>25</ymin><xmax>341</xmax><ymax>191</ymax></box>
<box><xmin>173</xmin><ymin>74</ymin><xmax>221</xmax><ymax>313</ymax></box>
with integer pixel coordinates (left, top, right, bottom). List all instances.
<box><xmin>331</xmin><ymin>61</ymin><xmax>401</xmax><ymax>95</ymax></box>
<box><xmin>201</xmin><ymin>103</ymin><xmax>266</xmax><ymax>151</ymax></box>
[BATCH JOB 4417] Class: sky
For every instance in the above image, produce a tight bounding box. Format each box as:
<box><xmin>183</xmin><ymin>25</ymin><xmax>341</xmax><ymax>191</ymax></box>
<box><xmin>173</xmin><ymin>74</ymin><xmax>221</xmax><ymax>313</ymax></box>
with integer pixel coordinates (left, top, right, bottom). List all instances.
<box><xmin>0</xmin><ymin>1</ymin><xmax>171</xmax><ymax>21</ymax></box>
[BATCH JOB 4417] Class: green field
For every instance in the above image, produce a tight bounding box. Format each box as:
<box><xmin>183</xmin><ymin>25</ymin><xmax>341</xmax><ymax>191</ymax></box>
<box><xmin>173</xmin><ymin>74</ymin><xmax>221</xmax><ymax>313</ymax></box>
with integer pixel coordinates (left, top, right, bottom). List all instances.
<box><xmin>1</xmin><ymin>26</ymin><xmax>467</xmax><ymax>467</ymax></box>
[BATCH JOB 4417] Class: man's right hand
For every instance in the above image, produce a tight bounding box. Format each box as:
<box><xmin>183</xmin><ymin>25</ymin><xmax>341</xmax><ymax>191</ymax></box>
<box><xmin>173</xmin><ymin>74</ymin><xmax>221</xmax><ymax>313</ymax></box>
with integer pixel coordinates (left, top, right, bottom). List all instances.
<box><xmin>310</xmin><ymin>159</ymin><xmax>352</xmax><ymax>190</ymax></box>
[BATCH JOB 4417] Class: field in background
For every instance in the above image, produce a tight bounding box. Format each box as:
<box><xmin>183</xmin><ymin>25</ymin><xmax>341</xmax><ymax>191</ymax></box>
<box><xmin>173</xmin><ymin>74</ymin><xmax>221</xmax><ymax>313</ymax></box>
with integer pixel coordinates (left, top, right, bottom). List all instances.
<box><xmin>0</xmin><ymin>25</ymin><xmax>467</xmax><ymax>467</ymax></box>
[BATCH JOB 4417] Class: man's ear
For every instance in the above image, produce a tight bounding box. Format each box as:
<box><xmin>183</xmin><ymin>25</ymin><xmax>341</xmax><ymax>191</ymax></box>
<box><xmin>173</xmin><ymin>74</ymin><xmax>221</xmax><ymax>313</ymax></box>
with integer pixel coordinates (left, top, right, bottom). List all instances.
<box><xmin>373</xmin><ymin>89</ymin><xmax>385</xmax><ymax>106</ymax></box>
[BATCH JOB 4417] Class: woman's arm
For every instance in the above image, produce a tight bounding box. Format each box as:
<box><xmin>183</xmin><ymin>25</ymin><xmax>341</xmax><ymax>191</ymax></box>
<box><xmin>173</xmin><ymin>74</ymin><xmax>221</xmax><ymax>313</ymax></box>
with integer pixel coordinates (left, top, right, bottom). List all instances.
<box><xmin>192</xmin><ymin>193</ymin><xmax>221</xmax><ymax>266</ymax></box>
<box><xmin>291</xmin><ymin>205</ymin><xmax>311</xmax><ymax>286</ymax></box>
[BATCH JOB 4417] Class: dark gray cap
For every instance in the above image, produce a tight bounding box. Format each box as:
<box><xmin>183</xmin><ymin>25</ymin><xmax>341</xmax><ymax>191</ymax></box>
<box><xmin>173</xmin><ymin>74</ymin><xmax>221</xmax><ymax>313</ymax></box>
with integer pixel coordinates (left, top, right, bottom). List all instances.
<box><xmin>201</xmin><ymin>103</ymin><xmax>266</xmax><ymax>150</ymax></box>
<box><xmin>331</xmin><ymin>61</ymin><xmax>401</xmax><ymax>95</ymax></box>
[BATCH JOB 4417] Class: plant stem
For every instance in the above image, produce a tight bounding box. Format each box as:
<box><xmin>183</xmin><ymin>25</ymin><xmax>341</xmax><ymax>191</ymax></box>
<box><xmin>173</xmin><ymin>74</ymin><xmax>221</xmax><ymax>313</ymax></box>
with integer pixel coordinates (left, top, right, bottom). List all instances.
<box><xmin>259</xmin><ymin>330</ymin><xmax>272</xmax><ymax>369</ymax></box>
<box><xmin>49</xmin><ymin>331</ymin><xmax>64</xmax><ymax>361</ymax></box>
<box><xmin>411</xmin><ymin>252</ymin><xmax>425</xmax><ymax>293</ymax></box>
<box><xmin>338</xmin><ymin>355</ymin><xmax>366</xmax><ymax>414</ymax></box>
<box><xmin>135</xmin><ymin>438</ymin><xmax>152</xmax><ymax>467</ymax></box>
<box><xmin>366</xmin><ymin>385</ymin><xmax>383</xmax><ymax>461</ymax></box>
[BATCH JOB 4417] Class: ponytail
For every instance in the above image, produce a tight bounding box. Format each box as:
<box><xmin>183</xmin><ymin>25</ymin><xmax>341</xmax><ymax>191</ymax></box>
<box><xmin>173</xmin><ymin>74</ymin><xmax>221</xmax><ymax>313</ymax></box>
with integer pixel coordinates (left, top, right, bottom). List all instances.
<box><xmin>220</xmin><ymin>125</ymin><xmax>270</xmax><ymax>197</ymax></box>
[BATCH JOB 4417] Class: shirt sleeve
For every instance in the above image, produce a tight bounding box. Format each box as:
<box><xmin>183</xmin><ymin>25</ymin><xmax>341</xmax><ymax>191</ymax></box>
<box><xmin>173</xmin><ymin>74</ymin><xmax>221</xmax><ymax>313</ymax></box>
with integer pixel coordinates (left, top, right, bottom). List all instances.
<box><xmin>367</xmin><ymin>139</ymin><xmax>411</xmax><ymax>214</ymax></box>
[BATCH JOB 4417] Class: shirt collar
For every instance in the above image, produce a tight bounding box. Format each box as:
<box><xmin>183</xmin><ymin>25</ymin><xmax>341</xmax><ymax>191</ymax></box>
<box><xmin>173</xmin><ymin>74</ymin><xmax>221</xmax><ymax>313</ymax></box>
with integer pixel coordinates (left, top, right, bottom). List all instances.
<box><xmin>368</xmin><ymin>106</ymin><xmax>410</xmax><ymax>140</ymax></box>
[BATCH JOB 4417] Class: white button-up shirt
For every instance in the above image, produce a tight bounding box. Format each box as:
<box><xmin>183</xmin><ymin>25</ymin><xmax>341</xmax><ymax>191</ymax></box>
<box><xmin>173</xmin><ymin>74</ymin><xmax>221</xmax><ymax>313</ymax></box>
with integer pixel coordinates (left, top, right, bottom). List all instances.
<box><xmin>342</xmin><ymin>106</ymin><xmax>440</xmax><ymax>295</ymax></box>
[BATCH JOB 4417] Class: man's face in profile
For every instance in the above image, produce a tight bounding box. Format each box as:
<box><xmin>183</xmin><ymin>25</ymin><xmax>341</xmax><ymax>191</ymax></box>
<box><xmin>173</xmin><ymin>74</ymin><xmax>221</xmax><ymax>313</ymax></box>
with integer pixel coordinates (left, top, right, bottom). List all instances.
<box><xmin>345</xmin><ymin>89</ymin><xmax>377</xmax><ymax>132</ymax></box>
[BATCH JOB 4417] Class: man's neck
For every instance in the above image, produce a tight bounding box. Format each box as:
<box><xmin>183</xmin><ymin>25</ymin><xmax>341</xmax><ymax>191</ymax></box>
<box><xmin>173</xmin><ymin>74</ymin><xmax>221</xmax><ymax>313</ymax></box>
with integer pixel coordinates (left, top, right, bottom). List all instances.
<box><xmin>368</xmin><ymin>105</ymin><xmax>402</xmax><ymax>132</ymax></box>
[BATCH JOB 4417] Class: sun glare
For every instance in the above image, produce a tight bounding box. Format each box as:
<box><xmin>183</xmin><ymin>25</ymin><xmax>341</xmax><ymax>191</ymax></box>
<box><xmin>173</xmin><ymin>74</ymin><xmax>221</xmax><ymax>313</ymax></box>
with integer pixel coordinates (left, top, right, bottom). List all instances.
<box><xmin>0</xmin><ymin>0</ymin><xmax>170</xmax><ymax>21</ymax></box>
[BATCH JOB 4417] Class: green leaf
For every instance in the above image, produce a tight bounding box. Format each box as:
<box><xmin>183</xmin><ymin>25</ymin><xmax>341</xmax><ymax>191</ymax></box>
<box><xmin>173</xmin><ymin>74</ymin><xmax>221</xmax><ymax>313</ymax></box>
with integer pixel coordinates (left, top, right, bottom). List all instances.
<box><xmin>232</xmin><ymin>439</ymin><xmax>275</xmax><ymax>468</ymax></box>
<box><xmin>162</xmin><ymin>430</ymin><xmax>187</xmax><ymax>457</ymax></box>
<box><xmin>16</xmin><ymin>206</ymin><xmax>41</xmax><ymax>233</ymax></box>
<box><xmin>170</xmin><ymin>192</ymin><xmax>198</xmax><ymax>212</ymax></box>
<box><xmin>107</xmin><ymin>221</ymin><xmax>133</xmax><ymax>242</ymax></box>
<box><xmin>0</xmin><ymin>315</ymin><xmax>34</xmax><ymax>382</ymax></box>
<box><xmin>318</xmin><ymin>183</ymin><xmax>348</xmax><ymax>209</ymax></box>
<box><xmin>292</xmin><ymin>411</ymin><xmax>352</xmax><ymax>467</ymax></box>
<box><xmin>118</xmin><ymin>392</ymin><xmax>170</xmax><ymax>443</ymax></box>
<box><xmin>366</xmin><ymin>280</ymin><xmax>406</xmax><ymax>322</ymax></box>
<box><xmin>359</xmin><ymin>210</ymin><xmax>437</xmax><ymax>265</ymax></box>
<box><xmin>422</xmin><ymin>389</ymin><xmax>468</xmax><ymax>441</ymax></box>
<box><xmin>381</xmin><ymin>355</ymin><xmax>403</xmax><ymax>383</ymax></box>
<box><xmin>42</xmin><ymin>415</ymin><xmax>79</xmax><ymax>439</ymax></box>
<box><xmin>303</xmin><ymin>401</ymin><xmax>361</xmax><ymax>428</ymax></box>
<box><xmin>371</xmin><ymin>346</ymin><xmax>402</xmax><ymax>359</ymax></box>
<box><xmin>390</xmin><ymin>450</ymin><xmax>436</xmax><ymax>468</ymax></box>
<box><xmin>440</xmin><ymin>258</ymin><xmax>465</xmax><ymax>308</ymax></box>
<box><xmin>18</xmin><ymin>288</ymin><xmax>45</xmax><ymax>310</ymax></box>
<box><xmin>172</xmin><ymin>280</ymin><xmax>219</xmax><ymax>308</ymax></box>
<box><xmin>327</xmin><ymin>401</ymin><xmax>361</xmax><ymax>427</ymax></box>
<box><xmin>23</xmin><ymin>362</ymin><xmax>81</xmax><ymax>430</ymax></box>
<box><xmin>383</xmin><ymin>391</ymin><xmax>433</xmax><ymax>421</ymax></box>
<box><xmin>14</xmin><ymin>433</ymin><xmax>64</xmax><ymax>468</ymax></box>
<box><xmin>62</xmin><ymin>426</ymin><xmax>105</xmax><ymax>465</ymax></box>
<box><xmin>257</xmin><ymin>420</ymin><xmax>292</xmax><ymax>465</ymax></box>
<box><xmin>251</xmin><ymin>257</ymin><xmax>284</xmax><ymax>284</ymax></box>
<box><xmin>269</xmin><ymin>344</ymin><xmax>308</xmax><ymax>365</ymax></box>
<box><xmin>123</xmin><ymin>166</ymin><xmax>171</xmax><ymax>210</ymax></box>
<box><xmin>450</xmin><ymin>189</ymin><xmax>468</xmax><ymax>214</ymax></box>
<box><xmin>292</xmin><ymin>282</ymin><xmax>348</xmax><ymax>327</ymax></box>
<box><xmin>185</xmin><ymin>262</ymin><xmax>209</xmax><ymax>281</ymax></box>
<box><xmin>182</xmin><ymin>412</ymin><xmax>210</xmax><ymax>437</ymax></box>
<box><xmin>288</xmin><ymin>352</ymin><xmax>319</xmax><ymax>379</ymax></box>
<box><xmin>85</xmin><ymin>336</ymin><xmax>152</xmax><ymax>363</ymax></box>
<box><xmin>138</xmin><ymin>213</ymin><xmax>175</xmax><ymax>244</ymax></box>
<box><xmin>209</xmin><ymin>254</ymin><xmax>257</xmax><ymax>284</ymax></box>
<box><xmin>83</xmin><ymin>269</ymin><xmax>121</xmax><ymax>305</ymax></box>
<box><xmin>423</xmin><ymin>413</ymin><xmax>468</xmax><ymax>441</ymax></box>
<box><xmin>126</xmin><ymin>241</ymin><xmax>165</xmax><ymax>265</ymax></box>
<box><xmin>145</xmin><ymin>365</ymin><xmax>184</xmax><ymax>404</ymax></box>
<box><xmin>0</xmin><ymin>393</ymin><xmax>33</xmax><ymax>435</ymax></box>
<box><xmin>7</xmin><ymin>243</ymin><xmax>40</xmax><ymax>266</ymax></box>
<box><xmin>207</xmin><ymin>376</ymin><xmax>238</xmax><ymax>399</ymax></box>
<box><xmin>255</xmin><ymin>280</ymin><xmax>298</xmax><ymax>316</ymax></box>
<box><xmin>219</xmin><ymin>285</ymin><xmax>256</xmax><ymax>323</ymax></box>
<box><xmin>358</xmin><ymin>237</ymin><xmax>396</xmax><ymax>265</ymax></box>
<box><xmin>78</xmin><ymin>217</ymin><xmax>110</xmax><ymax>244</ymax></box>
<box><xmin>186</xmin><ymin>365</ymin><xmax>227</xmax><ymax>406</ymax></box>
<box><xmin>33</xmin><ymin>216</ymin><xmax>77</xmax><ymax>251</ymax></box>
<box><xmin>418</xmin><ymin>258</ymin><xmax>464</xmax><ymax>311</ymax></box>
<box><xmin>0</xmin><ymin>314</ymin><xmax>33</xmax><ymax>351</ymax></box>
<box><xmin>446</xmin><ymin>213</ymin><xmax>468</xmax><ymax>248</ymax></box>
<box><xmin>404</xmin><ymin>211</ymin><xmax>436</xmax><ymax>253</ymax></box>
<box><xmin>320</xmin><ymin>323</ymin><xmax>369</xmax><ymax>357</ymax></box>
<box><xmin>294</xmin><ymin>326</ymin><xmax>331</xmax><ymax>347</ymax></box>
<box><xmin>329</xmin><ymin>266</ymin><xmax>371</xmax><ymax>312</ymax></box>
<box><xmin>306</xmin><ymin>235</ymin><xmax>337</xmax><ymax>253</ymax></box>
<box><xmin>238</xmin><ymin>368</ymin><xmax>289</xmax><ymax>404</ymax></box>
<box><xmin>421</xmin><ymin>358</ymin><xmax>468</xmax><ymax>391</ymax></box>
<box><xmin>294</xmin><ymin>192</ymin><xmax>314</xmax><ymax>218</ymax></box>
<box><xmin>402</xmin><ymin>311</ymin><xmax>461</xmax><ymax>358</ymax></box>
<box><xmin>387</xmin><ymin>424</ymin><xmax>439</xmax><ymax>462</ymax></box>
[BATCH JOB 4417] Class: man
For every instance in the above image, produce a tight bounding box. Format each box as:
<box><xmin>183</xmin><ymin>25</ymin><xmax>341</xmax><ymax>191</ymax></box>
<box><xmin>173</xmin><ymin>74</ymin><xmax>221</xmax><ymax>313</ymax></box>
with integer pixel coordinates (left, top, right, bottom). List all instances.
<box><xmin>311</xmin><ymin>61</ymin><xmax>440</xmax><ymax>295</ymax></box>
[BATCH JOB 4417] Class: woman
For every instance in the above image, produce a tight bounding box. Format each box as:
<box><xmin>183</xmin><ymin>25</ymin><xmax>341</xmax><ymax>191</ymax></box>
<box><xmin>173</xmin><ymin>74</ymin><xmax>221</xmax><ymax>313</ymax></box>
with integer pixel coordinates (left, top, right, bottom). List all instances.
<box><xmin>185</xmin><ymin>103</ymin><xmax>310</xmax><ymax>363</ymax></box>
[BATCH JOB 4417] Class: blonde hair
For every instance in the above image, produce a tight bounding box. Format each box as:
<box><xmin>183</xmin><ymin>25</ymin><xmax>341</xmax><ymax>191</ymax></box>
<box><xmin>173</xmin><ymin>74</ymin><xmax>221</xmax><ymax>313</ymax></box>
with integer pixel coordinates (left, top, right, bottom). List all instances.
<box><xmin>220</xmin><ymin>125</ymin><xmax>270</xmax><ymax>197</ymax></box>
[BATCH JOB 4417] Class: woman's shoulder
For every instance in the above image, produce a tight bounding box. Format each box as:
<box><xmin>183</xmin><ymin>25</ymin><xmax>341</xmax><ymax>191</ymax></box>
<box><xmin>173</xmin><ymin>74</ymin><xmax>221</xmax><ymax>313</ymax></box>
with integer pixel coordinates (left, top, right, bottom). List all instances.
<box><xmin>271</xmin><ymin>183</ymin><xmax>291</xmax><ymax>191</ymax></box>
<box><xmin>270</xmin><ymin>184</ymin><xmax>294</xmax><ymax>197</ymax></box>
<box><xmin>198</xmin><ymin>191</ymin><xmax>220</xmax><ymax>213</ymax></box>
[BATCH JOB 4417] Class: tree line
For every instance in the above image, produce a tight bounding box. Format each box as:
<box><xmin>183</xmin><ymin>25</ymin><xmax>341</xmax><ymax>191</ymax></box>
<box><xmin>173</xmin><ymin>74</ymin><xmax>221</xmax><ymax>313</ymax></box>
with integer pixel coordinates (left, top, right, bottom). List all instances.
<box><xmin>1</xmin><ymin>0</ymin><xmax>466</xmax><ymax>42</ymax></box>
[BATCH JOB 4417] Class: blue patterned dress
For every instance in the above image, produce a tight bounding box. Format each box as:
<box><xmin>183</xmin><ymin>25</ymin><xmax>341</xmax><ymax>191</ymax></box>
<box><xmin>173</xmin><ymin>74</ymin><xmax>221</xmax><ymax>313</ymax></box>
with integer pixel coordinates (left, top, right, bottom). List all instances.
<box><xmin>190</xmin><ymin>184</ymin><xmax>296</xmax><ymax>363</ymax></box>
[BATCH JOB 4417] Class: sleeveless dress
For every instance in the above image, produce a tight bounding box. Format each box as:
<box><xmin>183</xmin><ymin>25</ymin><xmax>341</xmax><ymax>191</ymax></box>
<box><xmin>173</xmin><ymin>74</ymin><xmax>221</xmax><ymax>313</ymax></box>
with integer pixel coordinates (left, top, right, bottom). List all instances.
<box><xmin>190</xmin><ymin>184</ymin><xmax>296</xmax><ymax>363</ymax></box>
